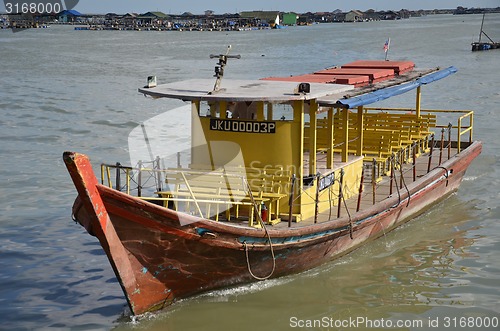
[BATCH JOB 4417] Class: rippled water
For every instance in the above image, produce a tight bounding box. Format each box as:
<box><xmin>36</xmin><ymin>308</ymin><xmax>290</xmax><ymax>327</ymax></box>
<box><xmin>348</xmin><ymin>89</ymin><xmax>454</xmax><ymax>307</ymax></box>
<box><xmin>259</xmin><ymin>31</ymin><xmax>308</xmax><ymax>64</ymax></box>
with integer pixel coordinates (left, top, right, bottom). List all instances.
<box><xmin>1</xmin><ymin>14</ymin><xmax>499</xmax><ymax>330</ymax></box>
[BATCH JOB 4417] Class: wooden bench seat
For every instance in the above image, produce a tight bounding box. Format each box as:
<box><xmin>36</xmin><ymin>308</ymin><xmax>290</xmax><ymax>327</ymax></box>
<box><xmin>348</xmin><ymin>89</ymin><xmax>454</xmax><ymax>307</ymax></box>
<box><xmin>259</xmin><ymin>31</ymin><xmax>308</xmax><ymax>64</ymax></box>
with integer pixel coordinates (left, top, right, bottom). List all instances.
<box><xmin>304</xmin><ymin>111</ymin><xmax>437</xmax><ymax>177</ymax></box>
<box><xmin>369</xmin><ymin>113</ymin><xmax>436</xmax><ymax>159</ymax></box>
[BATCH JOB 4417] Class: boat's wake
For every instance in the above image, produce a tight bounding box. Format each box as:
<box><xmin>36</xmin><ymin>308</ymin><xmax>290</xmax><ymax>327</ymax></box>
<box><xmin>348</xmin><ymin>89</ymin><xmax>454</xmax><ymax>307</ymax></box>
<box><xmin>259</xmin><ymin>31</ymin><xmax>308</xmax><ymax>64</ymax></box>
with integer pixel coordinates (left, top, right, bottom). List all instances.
<box><xmin>463</xmin><ymin>176</ymin><xmax>479</xmax><ymax>181</ymax></box>
<box><xmin>199</xmin><ymin>277</ymin><xmax>294</xmax><ymax>301</ymax></box>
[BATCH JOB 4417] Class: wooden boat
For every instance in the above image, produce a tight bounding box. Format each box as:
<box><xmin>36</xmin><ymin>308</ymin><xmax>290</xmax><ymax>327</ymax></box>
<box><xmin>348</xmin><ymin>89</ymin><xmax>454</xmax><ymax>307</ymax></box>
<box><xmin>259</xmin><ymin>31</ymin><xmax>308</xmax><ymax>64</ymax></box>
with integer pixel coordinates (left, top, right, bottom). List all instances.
<box><xmin>471</xmin><ymin>13</ymin><xmax>500</xmax><ymax>51</ymax></box>
<box><xmin>64</xmin><ymin>53</ymin><xmax>482</xmax><ymax>316</ymax></box>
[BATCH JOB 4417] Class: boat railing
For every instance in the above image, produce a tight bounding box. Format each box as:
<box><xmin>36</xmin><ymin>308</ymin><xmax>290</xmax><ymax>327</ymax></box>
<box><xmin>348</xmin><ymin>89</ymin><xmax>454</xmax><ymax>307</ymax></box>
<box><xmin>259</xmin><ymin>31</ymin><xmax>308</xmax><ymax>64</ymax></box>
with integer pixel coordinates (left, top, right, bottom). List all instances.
<box><xmin>100</xmin><ymin>157</ymin><xmax>166</xmax><ymax>197</ymax></box>
<box><xmin>99</xmin><ymin>162</ymin><xmax>292</xmax><ymax>226</ymax></box>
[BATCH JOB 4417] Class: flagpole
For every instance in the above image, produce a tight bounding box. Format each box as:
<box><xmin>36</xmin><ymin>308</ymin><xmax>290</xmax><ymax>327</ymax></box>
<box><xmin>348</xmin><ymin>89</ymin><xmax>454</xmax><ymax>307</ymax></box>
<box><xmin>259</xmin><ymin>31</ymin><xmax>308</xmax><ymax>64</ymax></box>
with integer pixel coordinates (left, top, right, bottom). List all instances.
<box><xmin>384</xmin><ymin>37</ymin><xmax>391</xmax><ymax>61</ymax></box>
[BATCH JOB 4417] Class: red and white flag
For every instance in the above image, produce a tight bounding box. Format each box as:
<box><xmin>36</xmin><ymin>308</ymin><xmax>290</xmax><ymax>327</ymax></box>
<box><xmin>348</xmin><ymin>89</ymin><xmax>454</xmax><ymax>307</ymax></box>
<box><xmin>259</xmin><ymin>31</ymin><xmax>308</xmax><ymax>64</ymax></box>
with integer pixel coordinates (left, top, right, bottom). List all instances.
<box><xmin>383</xmin><ymin>38</ymin><xmax>391</xmax><ymax>53</ymax></box>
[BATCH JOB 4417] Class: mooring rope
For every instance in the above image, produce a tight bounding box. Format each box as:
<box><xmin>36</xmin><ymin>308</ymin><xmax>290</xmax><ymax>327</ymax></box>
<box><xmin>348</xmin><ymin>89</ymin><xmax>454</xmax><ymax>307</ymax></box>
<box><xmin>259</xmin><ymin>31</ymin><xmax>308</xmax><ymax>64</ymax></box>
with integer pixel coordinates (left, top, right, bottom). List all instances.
<box><xmin>396</xmin><ymin>158</ymin><xmax>411</xmax><ymax>207</ymax></box>
<box><xmin>242</xmin><ymin>178</ymin><xmax>276</xmax><ymax>281</ymax></box>
<box><xmin>339</xmin><ymin>183</ymin><xmax>354</xmax><ymax>239</ymax></box>
<box><xmin>391</xmin><ymin>157</ymin><xmax>402</xmax><ymax>208</ymax></box>
<box><xmin>431</xmin><ymin>166</ymin><xmax>451</xmax><ymax>187</ymax></box>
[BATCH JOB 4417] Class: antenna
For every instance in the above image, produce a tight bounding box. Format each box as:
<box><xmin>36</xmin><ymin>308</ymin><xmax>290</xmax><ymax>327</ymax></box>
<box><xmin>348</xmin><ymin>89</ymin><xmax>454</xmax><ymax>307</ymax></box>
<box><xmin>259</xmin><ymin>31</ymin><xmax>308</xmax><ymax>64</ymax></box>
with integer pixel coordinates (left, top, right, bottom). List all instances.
<box><xmin>209</xmin><ymin>45</ymin><xmax>241</xmax><ymax>94</ymax></box>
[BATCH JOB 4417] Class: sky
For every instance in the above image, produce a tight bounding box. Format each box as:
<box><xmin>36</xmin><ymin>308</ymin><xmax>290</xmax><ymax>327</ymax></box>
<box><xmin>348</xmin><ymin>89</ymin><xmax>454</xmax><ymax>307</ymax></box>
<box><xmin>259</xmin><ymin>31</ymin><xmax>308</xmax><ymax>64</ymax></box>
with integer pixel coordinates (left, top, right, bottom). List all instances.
<box><xmin>18</xmin><ymin>0</ymin><xmax>499</xmax><ymax>15</ymax></box>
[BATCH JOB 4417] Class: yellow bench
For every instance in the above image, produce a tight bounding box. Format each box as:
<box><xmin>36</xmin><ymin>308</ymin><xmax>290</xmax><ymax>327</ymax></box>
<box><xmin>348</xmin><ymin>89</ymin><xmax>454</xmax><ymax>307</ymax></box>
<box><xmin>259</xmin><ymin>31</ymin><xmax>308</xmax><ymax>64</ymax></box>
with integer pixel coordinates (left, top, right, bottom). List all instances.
<box><xmin>156</xmin><ymin>167</ymin><xmax>290</xmax><ymax>227</ymax></box>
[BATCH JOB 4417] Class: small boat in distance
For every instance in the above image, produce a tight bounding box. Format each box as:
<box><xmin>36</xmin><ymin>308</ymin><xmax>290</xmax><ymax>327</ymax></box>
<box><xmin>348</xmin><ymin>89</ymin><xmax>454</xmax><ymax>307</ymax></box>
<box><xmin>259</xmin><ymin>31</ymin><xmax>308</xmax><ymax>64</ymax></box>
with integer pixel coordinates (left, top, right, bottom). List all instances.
<box><xmin>471</xmin><ymin>13</ymin><xmax>500</xmax><ymax>51</ymax></box>
<box><xmin>64</xmin><ymin>51</ymin><xmax>481</xmax><ymax>316</ymax></box>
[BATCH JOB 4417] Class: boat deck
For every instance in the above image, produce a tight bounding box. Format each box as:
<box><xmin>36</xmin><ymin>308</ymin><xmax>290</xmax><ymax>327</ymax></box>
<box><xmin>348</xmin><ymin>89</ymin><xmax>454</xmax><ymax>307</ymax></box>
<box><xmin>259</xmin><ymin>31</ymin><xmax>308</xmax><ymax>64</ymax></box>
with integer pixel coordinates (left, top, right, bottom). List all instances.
<box><xmin>99</xmin><ymin>136</ymin><xmax>466</xmax><ymax>230</ymax></box>
<box><xmin>207</xmin><ymin>144</ymin><xmax>459</xmax><ymax>229</ymax></box>
<box><xmin>290</xmin><ymin>147</ymin><xmax>449</xmax><ymax>228</ymax></box>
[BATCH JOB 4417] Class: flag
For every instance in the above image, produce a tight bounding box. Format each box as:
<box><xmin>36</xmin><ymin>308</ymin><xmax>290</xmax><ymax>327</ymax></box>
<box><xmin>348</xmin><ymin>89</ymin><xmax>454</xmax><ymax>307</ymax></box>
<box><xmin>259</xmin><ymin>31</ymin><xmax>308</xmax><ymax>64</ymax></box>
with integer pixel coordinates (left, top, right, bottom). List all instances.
<box><xmin>383</xmin><ymin>38</ymin><xmax>391</xmax><ymax>53</ymax></box>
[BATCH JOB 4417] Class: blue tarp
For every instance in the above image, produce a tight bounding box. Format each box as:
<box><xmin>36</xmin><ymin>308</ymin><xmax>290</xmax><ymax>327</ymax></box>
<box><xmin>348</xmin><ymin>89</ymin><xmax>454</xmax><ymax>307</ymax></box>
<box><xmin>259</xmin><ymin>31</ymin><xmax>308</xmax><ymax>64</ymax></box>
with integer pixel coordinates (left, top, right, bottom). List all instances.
<box><xmin>59</xmin><ymin>10</ymin><xmax>82</xmax><ymax>16</ymax></box>
<box><xmin>335</xmin><ymin>66</ymin><xmax>457</xmax><ymax>109</ymax></box>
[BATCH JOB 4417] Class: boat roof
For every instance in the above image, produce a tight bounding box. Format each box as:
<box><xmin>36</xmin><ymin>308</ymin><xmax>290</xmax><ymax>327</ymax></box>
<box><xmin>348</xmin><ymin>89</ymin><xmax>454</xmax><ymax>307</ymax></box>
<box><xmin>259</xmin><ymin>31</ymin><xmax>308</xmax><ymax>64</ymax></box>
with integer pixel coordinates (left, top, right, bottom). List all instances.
<box><xmin>139</xmin><ymin>62</ymin><xmax>457</xmax><ymax>109</ymax></box>
<box><xmin>138</xmin><ymin>78</ymin><xmax>354</xmax><ymax>103</ymax></box>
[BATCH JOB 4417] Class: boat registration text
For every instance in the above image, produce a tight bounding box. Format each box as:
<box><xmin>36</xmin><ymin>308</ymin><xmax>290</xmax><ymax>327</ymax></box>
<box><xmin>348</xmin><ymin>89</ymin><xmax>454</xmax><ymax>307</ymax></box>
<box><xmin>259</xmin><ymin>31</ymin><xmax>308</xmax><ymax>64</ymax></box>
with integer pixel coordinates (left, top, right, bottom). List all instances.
<box><xmin>210</xmin><ymin>119</ymin><xmax>276</xmax><ymax>134</ymax></box>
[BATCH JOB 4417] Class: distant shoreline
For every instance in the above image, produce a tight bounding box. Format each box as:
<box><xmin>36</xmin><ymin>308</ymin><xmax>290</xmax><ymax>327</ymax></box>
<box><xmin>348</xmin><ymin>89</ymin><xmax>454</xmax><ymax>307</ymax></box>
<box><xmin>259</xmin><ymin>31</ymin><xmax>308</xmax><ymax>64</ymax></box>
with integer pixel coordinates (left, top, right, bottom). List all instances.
<box><xmin>2</xmin><ymin>7</ymin><xmax>499</xmax><ymax>31</ymax></box>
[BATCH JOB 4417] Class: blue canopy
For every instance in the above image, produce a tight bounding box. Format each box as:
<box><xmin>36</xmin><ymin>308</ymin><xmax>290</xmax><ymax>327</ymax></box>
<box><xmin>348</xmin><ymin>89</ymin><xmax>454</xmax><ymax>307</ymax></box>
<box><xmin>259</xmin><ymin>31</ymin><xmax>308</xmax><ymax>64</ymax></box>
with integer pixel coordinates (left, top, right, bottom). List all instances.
<box><xmin>335</xmin><ymin>66</ymin><xmax>457</xmax><ymax>109</ymax></box>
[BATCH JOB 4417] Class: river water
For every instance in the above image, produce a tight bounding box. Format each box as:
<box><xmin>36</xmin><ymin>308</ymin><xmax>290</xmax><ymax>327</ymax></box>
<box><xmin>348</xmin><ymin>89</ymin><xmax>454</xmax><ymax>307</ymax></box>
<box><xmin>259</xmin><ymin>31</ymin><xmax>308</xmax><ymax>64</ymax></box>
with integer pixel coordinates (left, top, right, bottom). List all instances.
<box><xmin>1</xmin><ymin>14</ymin><xmax>499</xmax><ymax>331</ymax></box>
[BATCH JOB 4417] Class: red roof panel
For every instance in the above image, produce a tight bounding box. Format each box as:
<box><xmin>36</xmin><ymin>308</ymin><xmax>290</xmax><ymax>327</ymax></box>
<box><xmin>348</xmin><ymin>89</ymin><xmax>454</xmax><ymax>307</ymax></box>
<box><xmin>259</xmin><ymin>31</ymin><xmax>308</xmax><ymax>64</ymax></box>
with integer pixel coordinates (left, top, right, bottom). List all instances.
<box><xmin>314</xmin><ymin>67</ymin><xmax>395</xmax><ymax>83</ymax></box>
<box><xmin>261</xmin><ymin>74</ymin><xmax>371</xmax><ymax>87</ymax></box>
<box><xmin>341</xmin><ymin>60</ymin><xmax>415</xmax><ymax>75</ymax></box>
<box><xmin>262</xmin><ymin>74</ymin><xmax>337</xmax><ymax>84</ymax></box>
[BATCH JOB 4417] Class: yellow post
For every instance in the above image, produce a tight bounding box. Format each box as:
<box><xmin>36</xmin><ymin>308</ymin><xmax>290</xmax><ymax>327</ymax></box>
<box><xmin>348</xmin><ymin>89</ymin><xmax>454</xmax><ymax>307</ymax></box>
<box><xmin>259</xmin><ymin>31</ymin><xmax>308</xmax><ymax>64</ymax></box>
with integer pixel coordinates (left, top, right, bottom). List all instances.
<box><xmin>219</xmin><ymin>100</ymin><xmax>227</xmax><ymax>119</ymax></box>
<box><xmin>327</xmin><ymin>107</ymin><xmax>334</xmax><ymax>169</ymax></box>
<box><xmin>267</xmin><ymin>103</ymin><xmax>273</xmax><ymax>121</ymax></box>
<box><xmin>415</xmin><ymin>86</ymin><xmax>421</xmax><ymax>118</ymax></box>
<box><xmin>309</xmin><ymin>100</ymin><xmax>318</xmax><ymax>176</ymax></box>
<box><xmin>341</xmin><ymin>108</ymin><xmax>349</xmax><ymax>162</ymax></box>
<box><xmin>256</xmin><ymin>101</ymin><xmax>265</xmax><ymax>121</ymax></box>
<box><xmin>469</xmin><ymin>111</ymin><xmax>474</xmax><ymax>143</ymax></box>
<box><xmin>191</xmin><ymin>100</ymin><xmax>203</xmax><ymax>164</ymax></box>
<box><xmin>100</xmin><ymin>164</ymin><xmax>105</xmax><ymax>185</ymax></box>
<box><xmin>457</xmin><ymin>117</ymin><xmax>462</xmax><ymax>153</ymax></box>
<box><xmin>357</xmin><ymin>106</ymin><xmax>364</xmax><ymax>156</ymax></box>
<box><xmin>192</xmin><ymin>100</ymin><xmax>200</xmax><ymax>115</ymax></box>
<box><xmin>210</xmin><ymin>102</ymin><xmax>216</xmax><ymax>117</ymax></box>
<box><xmin>106</xmin><ymin>166</ymin><xmax>112</xmax><ymax>187</ymax></box>
<box><xmin>294</xmin><ymin>99</ymin><xmax>305</xmax><ymax>200</ymax></box>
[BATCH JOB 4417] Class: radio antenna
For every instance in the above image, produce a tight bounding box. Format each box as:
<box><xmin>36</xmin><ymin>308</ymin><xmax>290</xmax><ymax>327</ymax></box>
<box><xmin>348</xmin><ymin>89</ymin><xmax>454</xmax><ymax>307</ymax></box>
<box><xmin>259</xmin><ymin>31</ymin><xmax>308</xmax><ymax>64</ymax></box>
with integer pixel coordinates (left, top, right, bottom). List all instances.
<box><xmin>209</xmin><ymin>45</ymin><xmax>241</xmax><ymax>94</ymax></box>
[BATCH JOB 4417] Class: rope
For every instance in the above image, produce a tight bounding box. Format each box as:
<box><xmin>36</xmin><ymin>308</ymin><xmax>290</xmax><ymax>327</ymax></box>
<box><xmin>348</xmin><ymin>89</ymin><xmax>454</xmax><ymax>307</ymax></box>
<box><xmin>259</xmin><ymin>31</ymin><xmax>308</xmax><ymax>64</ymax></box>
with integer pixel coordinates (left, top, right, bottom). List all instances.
<box><xmin>244</xmin><ymin>240</ymin><xmax>276</xmax><ymax>281</ymax></box>
<box><xmin>396</xmin><ymin>158</ymin><xmax>411</xmax><ymax>207</ymax></box>
<box><xmin>431</xmin><ymin>166</ymin><xmax>450</xmax><ymax>187</ymax></box>
<box><xmin>340</xmin><ymin>187</ymin><xmax>354</xmax><ymax>239</ymax></box>
<box><xmin>242</xmin><ymin>178</ymin><xmax>276</xmax><ymax>281</ymax></box>
<box><xmin>391</xmin><ymin>157</ymin><xmax>402</xmax><ymax>208</ymax></box>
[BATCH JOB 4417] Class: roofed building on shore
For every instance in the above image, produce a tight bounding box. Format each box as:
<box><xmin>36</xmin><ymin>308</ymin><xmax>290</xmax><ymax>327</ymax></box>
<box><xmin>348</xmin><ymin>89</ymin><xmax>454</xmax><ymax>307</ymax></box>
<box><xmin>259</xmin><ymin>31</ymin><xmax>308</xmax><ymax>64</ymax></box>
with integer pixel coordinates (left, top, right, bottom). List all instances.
<box><xmin>282</xmin><ymin>12</ymin><xmax>298</xmax><ymax>25</ymax></box>
<box><xmin>136</xmin><ymin>11</ymin><xmax>170</xmax><ymax>25</ymax></box>
<box><xmin>345</xmin><ymin>10</ymin><xmax>364</xmax><ymax>22</ymax></box>
<box><xmin>123</xmin><ymin>13</ymin><xmax>138</xmax><ymax>24</ymax></box>
<box><xmin>240</xmin><ymin>11</ymin><xmax>280</xmax><ymax>27</ymax></box>
<box><xmin>380</xmin><ymin>11</ymin><xmax>400</xmax><ymax>20</ymax></box>
<box><xmin>58</xmin><ymin>9</ymin><xmax>82</xmax><ymax>23</ymax></box>
<box><xmin>364</xmin><ymin>9</ymin><xmax>381</xmax><ymax>21</ymax></box>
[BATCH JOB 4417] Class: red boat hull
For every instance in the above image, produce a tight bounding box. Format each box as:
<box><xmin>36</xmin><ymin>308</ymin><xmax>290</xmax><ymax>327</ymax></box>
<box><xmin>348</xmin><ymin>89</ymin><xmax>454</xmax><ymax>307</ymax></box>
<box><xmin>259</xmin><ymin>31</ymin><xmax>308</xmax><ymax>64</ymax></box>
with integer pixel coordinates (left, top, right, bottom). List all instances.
<box><xmin>64</xmin><ymin>141</ymin><xmax>482</xmax><ymax>315</ymax></box>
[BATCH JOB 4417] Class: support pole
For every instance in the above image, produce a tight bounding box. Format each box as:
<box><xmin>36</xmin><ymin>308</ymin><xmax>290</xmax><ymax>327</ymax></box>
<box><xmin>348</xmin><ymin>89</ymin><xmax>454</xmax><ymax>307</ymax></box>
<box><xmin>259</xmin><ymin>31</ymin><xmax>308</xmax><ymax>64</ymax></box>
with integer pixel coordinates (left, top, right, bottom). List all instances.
<box><xmin>415</xmin><ymin>86</ymin><xmax>421</xmax><ymax>118</ymax></box>
<box><xmin>288</xmin><ymin>175</ymin><xmax>296</xmax><ymax>227</ymax></box>
<box><xmin>267</xmin><ymin>103</ymin><xmax>273</xmax><ymax>121</ymax></box>
<box><xmin>356</xmin><ymin>166</ymin><xmax>364</xmax><ymax>212</ymax></box>
<box><xmin>309</xmin><ymin>101</ymin><xmax>318</xmax><ymax>176</ymax></box>
<box><xmin>256</xmin><ymin>101</ymin><xmax>265</xmax><ymax>121</ymax></box>
<box><xmin>412</xmin><ymin>143</ymin><xmax>417</xmax><ymax>182</ymax></box>
<box><xmin>447</xmin><ymin>123</ymin><xmax>452</xmax><ymax>160</ymax></box>
<box><xmin>439</xmin><ymin>128</ymin><xmax>445</xmax><ymax>165</ymax></box>
<box><xmin>327</xmin><ymin>108</ymin><xmax>334</xmax><ymax>169</ymax></box>
<box><xmin>115</xmin><ymin>162</ymin><xmax>121</xmax><ymax>191</ymax></box>
<box><xmin>341</xmin><ymin>108</ymin><xmax>349</xmax><ymax>163</ymax></box>
<box><xmin>427</xmin><ymin>134</ymin><xmax>435</xmax><ymax>173</ymax></box>
<box><xmin>389</xmin><ymin>156</ymin><xmax>394</xmax><ymax>195</ymax></box>
<box><xmin>372</xmin><ymin>159</ymin><xmax>377</xmax><ymax>205</ymax></box>
<box><xmin>314</xmin><ymin>174</ymin><xmax>320</xmax><ymax>223</ymax></box>
<box><xmin>155</xmin><ymin>156</ymin><xmax>162</xmax><ymax>192</ymax></box>
<box><xmin>399</xmin><ymin>159</ymin><xmax>404</xmax><ymax>190</ymax></box>
<box><xmin>138</xmin><ymin>161</ymin><xmax>142</xmax><ymax>197</ymax></box>
<box><xmin>337</xmin><ymin>169</ymin><xmax>344</xmax><ymax>218</ymax></box>
<box><xmin>356</xmin><ymin>106</ymin><xmax>364</xmax><ymax>156</ymax></box>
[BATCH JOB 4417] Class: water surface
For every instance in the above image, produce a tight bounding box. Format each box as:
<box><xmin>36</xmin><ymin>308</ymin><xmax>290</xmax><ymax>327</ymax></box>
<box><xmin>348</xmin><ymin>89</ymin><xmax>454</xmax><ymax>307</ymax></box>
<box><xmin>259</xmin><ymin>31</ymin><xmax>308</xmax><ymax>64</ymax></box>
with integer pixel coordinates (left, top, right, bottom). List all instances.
<box><xmin>0</xmin><ymin>14</ymin><xmax>499</xmax><ymax>330</ymax></box>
